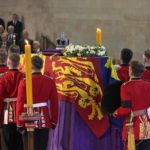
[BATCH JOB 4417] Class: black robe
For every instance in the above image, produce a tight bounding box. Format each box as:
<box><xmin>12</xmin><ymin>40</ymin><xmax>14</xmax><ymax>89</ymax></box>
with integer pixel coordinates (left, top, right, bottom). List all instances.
<box><xmin>101</xmin><ymin>80</ymin><xmax>123</xmax><ymax>115</ymax></box>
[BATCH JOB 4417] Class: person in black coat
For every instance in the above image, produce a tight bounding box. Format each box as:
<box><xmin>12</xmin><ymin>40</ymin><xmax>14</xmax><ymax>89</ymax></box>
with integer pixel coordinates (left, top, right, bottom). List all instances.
<box><xmin>0</xmin><ymin>18</ymin><xmax>5</xmax><ymax>29</ymax></box>
<box><xmin>33</xmin><ymin>41</ymin><xmax>41</xmax><ymax>53</ymax></box>
<box><xmin>19</xmin><ymin>29</ymin><xmax>33</xmax><ymax>54</ymax></box>
<box><xmin>7</xmin><ymin>14</ymin><xmax>23</xmax><ymax>40</ymax></box>
<box><xmin>101</xmin><ymin>81</ymin><xmax>123</xmax><ymax>115</ymax></box>
<box><xmin>101</xmin><ymin>80</ymin><xmax>124</xmax><ymax>150</ymax></box>
<box><xmin>7</xmin><ymin>25</ymin><xmax>19</xmax><ymax>47</ymax></box>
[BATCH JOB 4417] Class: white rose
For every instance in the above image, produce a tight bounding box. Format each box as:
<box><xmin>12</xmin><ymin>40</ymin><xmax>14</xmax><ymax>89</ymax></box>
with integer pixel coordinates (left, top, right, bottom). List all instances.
<box><xmin>98</xmin><ymin>51</ymin><xmax>105</xmax><ymax>56</ymax></box>
<box><xmin>90</xmin><ymin>50</ymin><xmax>95</xmax><ymax>54</ymax></box>
<box><xmin>69</xmin><ymin>47</ymin><xmax>75</xmax><ymax>52</ymax></box>
<box><xmin>76</xmin><ymin>45</ymin><xmax>81</xmax><ymax>50</ymax></box>
<box><xmin>86</xmin><ymin>51</ymin><xmax>89</xmax><ymax>54</ymax></box>
<box><xmin>91</xmin><ymin>46</ymin><xmax>95</xmax><ymax>50</ymax></box>
<box><xmin>77</xmin><ymin>53</ymin><xmax>81</xmax><ymax>57</ymax></box>
<box><xmin>79</xmin><ymin>47</ymin><xmax>84</xmax><ymax>52</ymax></box>
<box><xmin>101</xmin><ymin>46</ymin><xmax>106</xmax><ymax>51</ymax></box>
<box><xmin>69</xmin><ymin>49</ymin><xmax>73</xmax><ymax>53</ymax></box>
<box><xmin>70</xmin><ymin>45</ymin><xmax>74</xmax><ymax>50</ymax></box>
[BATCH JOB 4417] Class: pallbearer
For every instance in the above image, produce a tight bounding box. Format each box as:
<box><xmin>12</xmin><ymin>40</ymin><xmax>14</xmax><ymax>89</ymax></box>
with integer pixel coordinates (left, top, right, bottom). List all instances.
<box><xmin>117</xmin><ymin>48</ymin><xmax>133</xmax><ymax>82</ymax></box>
<box><xmin>114</xmin><ymin>61</ymin><xmax>150</xmax><ymax>150</ymax></box>
<box><xmin>0</xmin><ymin>53</ymin><xmax>24</xmax><ymax>150</ymax></box>
<box><xmin>0</xmin><ymin>52</ymin><xmax>8</xmax><ymax>150</ymax></box>
<box><xmin>16</xmin><ymin>56</ymin><xmax>59</xmax><ymax>150</ymax></box>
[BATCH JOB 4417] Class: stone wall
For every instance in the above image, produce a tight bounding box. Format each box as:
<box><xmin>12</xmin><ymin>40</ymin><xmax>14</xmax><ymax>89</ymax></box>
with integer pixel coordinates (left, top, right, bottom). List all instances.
<box><xmin>1</xmin><ymin>0</ymin><xmax>150</xmax><ymax>59</ymax></box>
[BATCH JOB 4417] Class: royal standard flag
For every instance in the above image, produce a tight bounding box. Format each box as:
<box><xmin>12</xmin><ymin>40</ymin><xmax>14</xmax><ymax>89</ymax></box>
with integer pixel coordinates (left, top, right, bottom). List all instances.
<box><xmin>20</xmin><ymin>54</ymin><xmax>119</xmax><ymax>137</ymax></box>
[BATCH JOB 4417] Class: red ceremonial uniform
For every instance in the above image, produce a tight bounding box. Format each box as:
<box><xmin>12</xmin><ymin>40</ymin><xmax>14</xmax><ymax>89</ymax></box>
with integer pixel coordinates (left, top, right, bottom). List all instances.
<box><xmin>0</xmin><ymin>64</ymin><xmax>8</xmax><ymax>150</ymax></box>
<box><xmin>117</xmin><ymin>64</ymin><xmax>129</xmax><ymax>82</ymax></box>
<box><xmin>16</xmin><ymin>72</ymin><xmax>58</xmax><ymax>128</ymax></box>
<box><xmin>116</xmin><ymin>78</ymin><xmax>150</xmax><ymax>140</ymax></box>
<box><xmin>0</xmin><ymin>69</ymin><xmax>24</xmax><ymax>124</ymax></box>
<box><xmin>0</xmin><ymin>65</ymin><xmax>8</xmax><ymax>75</ymax></box>
<box><xmin>142</xmin><ymin>66</ymin><xmax>150</xmax><ymax>82</ymax></box>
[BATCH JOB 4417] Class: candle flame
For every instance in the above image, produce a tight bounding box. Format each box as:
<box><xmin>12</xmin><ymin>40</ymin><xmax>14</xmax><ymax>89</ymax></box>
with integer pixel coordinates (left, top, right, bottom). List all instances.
<box><xmin>25</xmin><ymin>40</ymin><xmax>29</xmax><ymax>45</ymax></box>
<box><xmin>97</xmin><ymin>28</ymin><xmax>101</xmax><ymax>31</ymax></box>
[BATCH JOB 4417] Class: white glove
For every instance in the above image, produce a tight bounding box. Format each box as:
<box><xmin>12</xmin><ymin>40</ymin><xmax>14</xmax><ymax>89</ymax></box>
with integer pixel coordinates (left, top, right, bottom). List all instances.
<box><xmin>147</xmin><ymin>107</ymin><xmax>150</xmax><ymax>118</ymax></box>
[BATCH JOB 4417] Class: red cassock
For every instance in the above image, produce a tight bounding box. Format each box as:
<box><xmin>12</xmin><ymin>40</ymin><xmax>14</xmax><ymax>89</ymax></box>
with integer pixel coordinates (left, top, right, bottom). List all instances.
<box><xmin>116</xmin><ymin>79</ymin><xmax>150</xmax><ymax>140</ymax></box>
<box><xmin>142</xmin><ymin>67</ymin><xmax>150</xmax><ymax>82</ymax></box>
<box><xmin>16</xmin><ymin>72</ymin><xmax>58</xmax><ymax>129</ymax></box>
<box><xmin>0</xmin><ymin>69</ymin><xmax>24</xmax><ymax>124</ymax></box>
<box><xmin>0</xmin><ymin>65</ymin><xmax>8</xmax><ymax>75</ymax></box>
<box><xmin>117</xmin><ymin>64</ymin><xmax>129</xmax><ymax>82</ymax></box>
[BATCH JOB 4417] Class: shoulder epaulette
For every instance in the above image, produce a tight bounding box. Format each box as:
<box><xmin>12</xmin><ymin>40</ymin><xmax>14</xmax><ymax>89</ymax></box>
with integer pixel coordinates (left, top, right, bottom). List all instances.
<box><xmin>0</xmin><ymin>72</ymin><xmax>8</xmax><ymax>77</ymax></box>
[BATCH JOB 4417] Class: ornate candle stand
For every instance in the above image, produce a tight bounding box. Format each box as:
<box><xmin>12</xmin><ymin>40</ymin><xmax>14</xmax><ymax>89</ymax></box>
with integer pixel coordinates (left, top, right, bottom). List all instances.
<box><xmin>19</xmin><ymin>107</ymin><xmax>41</xmax><ymax>150</ymax></box>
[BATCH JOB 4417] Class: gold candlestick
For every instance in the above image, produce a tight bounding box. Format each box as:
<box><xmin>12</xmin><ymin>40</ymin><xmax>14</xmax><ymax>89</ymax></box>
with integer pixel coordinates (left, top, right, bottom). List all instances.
<box><xmin>13</xmin><ymin>34</ymin><xmax>16</xmax><ymax>45</ymax></box>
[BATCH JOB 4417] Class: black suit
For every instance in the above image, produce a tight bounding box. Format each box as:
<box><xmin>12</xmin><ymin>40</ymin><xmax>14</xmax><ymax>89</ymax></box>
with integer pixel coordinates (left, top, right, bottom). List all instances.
<box><xmin>7</xmin><ymin>20</ymin><xmax>23</xmax><ymax>40</ymax></box>
<box><xmin>19</xmin><ymin>39</ymin><xmax>33</xmax><ymax>54</ymax></box>
<box><xmin>7</xmin><ymin>33</ymin><xmax>19</xmax><ymax>47</ymax></box>
<box><xmin>0</xmin><ymin>18</ymin><xmax>5</xmax><ymax>29</ymax></box>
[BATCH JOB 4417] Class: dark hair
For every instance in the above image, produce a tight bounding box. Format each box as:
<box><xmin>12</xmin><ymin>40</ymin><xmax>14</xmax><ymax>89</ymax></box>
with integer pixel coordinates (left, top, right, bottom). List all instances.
<box><xmin>130</xmin><ymin>60</ymin><xmax>144</xmax><ymax>77</ymax></box>
<box><xmin>144</xmin><ymin>49</ymin><xmax>150</xmax><ymax>60</ymax></box>
<box><xmin>121</xmin><ymin>48</ymin><xmax>133</xmax><ymax>64</ymax></box>
<box><xmin>32</xmin><ymin>56</ymin><xmax>43</xmax><ymax>70</ymax></box>
<box><xmin>0</xmin><ymin>52</ymin><xmax>7</xmax><ymax>64</ymax></box>
<box><xmin>8</xmin><ymin>53</ymin><xmax>20</xmax><ymax>68</ymax></box>
<box><xmin>8</xmin><ymin>45</ymin><xmax>20</xmax><ymax>54</ymax></box>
